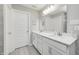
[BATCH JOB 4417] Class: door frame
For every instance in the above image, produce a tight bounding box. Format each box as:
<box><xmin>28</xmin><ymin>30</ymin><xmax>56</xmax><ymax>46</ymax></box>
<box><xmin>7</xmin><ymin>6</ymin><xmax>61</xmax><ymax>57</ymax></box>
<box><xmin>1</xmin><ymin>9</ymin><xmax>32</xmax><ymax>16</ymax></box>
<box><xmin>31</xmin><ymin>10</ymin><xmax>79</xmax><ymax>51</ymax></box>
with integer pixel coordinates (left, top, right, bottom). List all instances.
<box><xmin>12</xmin><ymin>8</ymin><xmax>31</xmax><ymax>48</ymax></box>
<box><xmin>3</xmin><ymin>4</ymin><xmax>31</xmax><ymax>54</ymax></box>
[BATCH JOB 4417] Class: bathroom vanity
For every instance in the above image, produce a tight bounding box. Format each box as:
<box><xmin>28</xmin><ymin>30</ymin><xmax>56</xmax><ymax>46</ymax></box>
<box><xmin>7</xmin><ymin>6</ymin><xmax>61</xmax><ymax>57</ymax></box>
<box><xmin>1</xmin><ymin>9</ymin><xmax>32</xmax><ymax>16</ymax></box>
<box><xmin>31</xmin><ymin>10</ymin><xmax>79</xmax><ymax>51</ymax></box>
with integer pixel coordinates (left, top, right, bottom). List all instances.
<box><xmin>32</xmin><ymin>31</ymin><xmax>77</xmax><ymax>55</ymax></box>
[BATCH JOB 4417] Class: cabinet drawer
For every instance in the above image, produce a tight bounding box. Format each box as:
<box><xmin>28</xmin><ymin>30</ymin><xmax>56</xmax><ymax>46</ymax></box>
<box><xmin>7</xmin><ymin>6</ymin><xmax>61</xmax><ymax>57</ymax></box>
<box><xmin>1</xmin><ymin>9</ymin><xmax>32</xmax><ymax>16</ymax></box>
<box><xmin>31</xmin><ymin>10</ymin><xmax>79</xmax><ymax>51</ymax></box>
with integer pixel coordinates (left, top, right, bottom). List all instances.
<box><xmin>44</xmin><ymin>37</ymin><xmax>67</xmax><ymax>53</ymax></box>
<box><xmin>37</xmin><ymin>41</ymin><xmax>43</xmax><ymax>54</ymax></box>
<box><xmin>37</xmin><ymin>35</ymin><xmax>43</xmax><ymax>54</ymax></box>
<box><xmin>42</xmin><ymin>42</ymin><xmax>51</xmax><ymax>55</ymax></box>
<box><xmin>47</xmin><ymin>44</ymin><xmax>66</xmax><ymax>55</ymax></box>
<box><xmin>32</xmin><ymin>33</ymin><xmax>38</xmax><ymax>48</ymax></box>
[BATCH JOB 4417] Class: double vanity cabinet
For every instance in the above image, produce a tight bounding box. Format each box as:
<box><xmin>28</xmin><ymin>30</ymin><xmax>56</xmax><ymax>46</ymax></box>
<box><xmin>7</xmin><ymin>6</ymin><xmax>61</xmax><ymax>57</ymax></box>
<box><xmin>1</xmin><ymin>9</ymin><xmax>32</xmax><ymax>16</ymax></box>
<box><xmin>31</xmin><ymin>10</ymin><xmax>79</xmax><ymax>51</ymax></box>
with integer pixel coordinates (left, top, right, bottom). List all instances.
<box><xmin>32</xmin><ymin>31</ymin><xmax>77</xmax><ymax>55</ymax></box>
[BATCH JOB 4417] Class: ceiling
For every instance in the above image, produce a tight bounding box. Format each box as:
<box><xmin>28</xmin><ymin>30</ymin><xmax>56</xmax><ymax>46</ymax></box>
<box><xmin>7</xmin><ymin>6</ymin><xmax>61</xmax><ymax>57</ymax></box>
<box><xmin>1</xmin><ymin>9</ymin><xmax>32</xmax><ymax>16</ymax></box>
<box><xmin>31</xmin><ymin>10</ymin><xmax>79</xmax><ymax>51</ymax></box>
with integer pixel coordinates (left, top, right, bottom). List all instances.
<box><xmin>21</xmin><ymin>4</ymin><xmax>47</xmax><ymax>11</ymax></box>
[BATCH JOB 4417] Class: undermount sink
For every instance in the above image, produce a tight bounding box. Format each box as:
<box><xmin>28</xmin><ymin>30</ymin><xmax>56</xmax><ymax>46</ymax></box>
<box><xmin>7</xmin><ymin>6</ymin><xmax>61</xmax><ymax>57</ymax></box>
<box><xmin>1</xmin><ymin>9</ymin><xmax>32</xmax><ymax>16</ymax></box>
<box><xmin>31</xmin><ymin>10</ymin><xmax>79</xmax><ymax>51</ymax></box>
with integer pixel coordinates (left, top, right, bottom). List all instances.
<box><xmin>40</xmin><ymin>32</ymin><xmax>76</xmax><ymax>39</ymax></box>
<box><xmin>42</xmin><ymin>32</ymin><xmax>63</xmax><ymax>37</ymax></box>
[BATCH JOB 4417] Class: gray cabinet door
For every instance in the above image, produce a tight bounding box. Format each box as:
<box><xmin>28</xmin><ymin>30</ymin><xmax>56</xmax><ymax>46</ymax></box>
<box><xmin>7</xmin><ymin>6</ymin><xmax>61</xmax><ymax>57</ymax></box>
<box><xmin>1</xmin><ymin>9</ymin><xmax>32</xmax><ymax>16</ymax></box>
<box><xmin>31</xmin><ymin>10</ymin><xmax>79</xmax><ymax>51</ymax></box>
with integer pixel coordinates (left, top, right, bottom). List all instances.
<box><xmin>42</xmin><ymin>38</ymin><xmax>50</xmax><ymax>55</ymax></box>
<box><xmin>37</xmin><ymin>35</ymin><xmax>43</xmax><ymax>54</ymax></box>
<box><xmin>32</xmin><ymin>33</ymin><xmax>38</xmax><ymax>48</ymax></box>
<box><xmin>43</xmin><ymin>37</ymin><xmax>67</xmax><ymax>55</ymax></box>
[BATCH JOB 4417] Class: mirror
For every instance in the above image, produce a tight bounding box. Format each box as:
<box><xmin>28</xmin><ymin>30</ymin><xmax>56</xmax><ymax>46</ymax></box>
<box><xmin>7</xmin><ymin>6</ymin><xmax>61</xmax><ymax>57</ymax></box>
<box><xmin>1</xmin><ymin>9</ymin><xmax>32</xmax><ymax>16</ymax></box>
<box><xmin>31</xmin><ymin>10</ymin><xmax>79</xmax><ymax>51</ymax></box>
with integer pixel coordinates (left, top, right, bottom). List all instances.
<box><xmin>39</xmin><ymin>4</ymin><xmax>67</xmax><ymax>34</ymax></box>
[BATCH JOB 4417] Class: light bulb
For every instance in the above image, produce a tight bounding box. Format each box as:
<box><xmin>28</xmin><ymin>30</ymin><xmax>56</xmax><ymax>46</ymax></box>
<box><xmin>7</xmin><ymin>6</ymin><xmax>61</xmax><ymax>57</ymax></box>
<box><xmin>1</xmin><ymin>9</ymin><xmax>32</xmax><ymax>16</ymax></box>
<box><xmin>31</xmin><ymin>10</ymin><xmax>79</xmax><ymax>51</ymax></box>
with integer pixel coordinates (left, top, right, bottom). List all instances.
<box><xmin>42</xmin><ymin>5</ymin><xmax>55</xmax><ymax>15</ymax></box>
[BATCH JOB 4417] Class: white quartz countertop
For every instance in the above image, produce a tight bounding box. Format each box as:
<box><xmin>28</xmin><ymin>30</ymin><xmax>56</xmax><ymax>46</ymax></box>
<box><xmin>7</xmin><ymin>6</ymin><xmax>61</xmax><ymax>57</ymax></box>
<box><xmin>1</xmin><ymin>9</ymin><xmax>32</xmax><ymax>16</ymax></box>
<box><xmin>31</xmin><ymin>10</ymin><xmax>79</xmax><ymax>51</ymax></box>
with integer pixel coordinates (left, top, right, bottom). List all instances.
<box><xmin>32</xmin><ymin>31</ymin><xmax>77</xmax><ymax>46</ymax></box>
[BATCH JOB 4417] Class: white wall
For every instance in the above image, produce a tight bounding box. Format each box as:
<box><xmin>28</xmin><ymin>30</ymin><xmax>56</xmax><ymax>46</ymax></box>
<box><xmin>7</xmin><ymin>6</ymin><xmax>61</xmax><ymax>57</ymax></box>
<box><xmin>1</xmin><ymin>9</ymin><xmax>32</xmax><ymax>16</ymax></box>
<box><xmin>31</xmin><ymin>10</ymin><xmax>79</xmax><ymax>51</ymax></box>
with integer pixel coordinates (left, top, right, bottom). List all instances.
<box><xmin>4</xmin><ymin>5</ymin><xmax>16</xmax><ymax>54</ymax></box>
<box><xmin>67</xmin><ymin>5</ymin><xmax>79</xmax><ymax>54</ymax></box>
<box><xmin>4</xmin><ymin>4</ymin><xmax>40</xmax><ymax>54</ymax></box>
<box><xmin>67</xmin><ymin>5</ymin><xmax>79</xmax><ymax>34</ymax></box>
<box><xmin>12</xmin><ymin>4</ymin><xmax>40</xmax><ymax>47</ymax></box>
<box><xmin>0</xmin><ymin>5</ymin><xmax>4</xmax><ymax>54</ymax></box>
<box><xmin>12</xmin><ymin>5</ymin><xmax>40</xmax><ymax>32</ymax></box>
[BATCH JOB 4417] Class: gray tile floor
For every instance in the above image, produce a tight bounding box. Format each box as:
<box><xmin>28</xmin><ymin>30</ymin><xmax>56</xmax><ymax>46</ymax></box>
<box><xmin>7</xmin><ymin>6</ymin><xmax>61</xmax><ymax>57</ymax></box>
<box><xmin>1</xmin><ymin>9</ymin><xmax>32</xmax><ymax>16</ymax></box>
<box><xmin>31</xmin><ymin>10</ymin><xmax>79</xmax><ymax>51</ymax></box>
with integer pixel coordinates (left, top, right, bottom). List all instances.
<box><xmin>9</xmin><ymin>45</ymin><xmax>40</xmax><ymax>55</ymax></box>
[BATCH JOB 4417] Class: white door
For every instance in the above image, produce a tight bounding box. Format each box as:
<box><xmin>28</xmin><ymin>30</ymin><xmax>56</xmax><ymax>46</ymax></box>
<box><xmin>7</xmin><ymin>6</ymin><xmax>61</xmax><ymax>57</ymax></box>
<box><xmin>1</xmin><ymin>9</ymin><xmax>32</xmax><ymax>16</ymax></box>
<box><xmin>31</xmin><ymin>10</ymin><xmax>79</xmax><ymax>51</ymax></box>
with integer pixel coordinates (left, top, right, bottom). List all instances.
<box><xmin>13</xmin><ymin>9</ymin><xmax>30</xmax><ymax>48</ymax></box>
<box><xmin>4</xmin><ymin>5</ymin><xmax>16</xmax><ymax>54</ymax></box>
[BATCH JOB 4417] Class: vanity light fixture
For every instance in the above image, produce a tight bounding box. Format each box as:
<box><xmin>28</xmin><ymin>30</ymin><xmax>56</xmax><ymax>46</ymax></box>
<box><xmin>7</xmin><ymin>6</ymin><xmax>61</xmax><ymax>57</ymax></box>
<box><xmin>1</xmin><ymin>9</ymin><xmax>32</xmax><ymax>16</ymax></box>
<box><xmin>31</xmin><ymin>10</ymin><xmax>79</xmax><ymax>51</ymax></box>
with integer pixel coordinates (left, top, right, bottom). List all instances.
<box><xmin>42</xmin><ymin>5</ymin><xmax>56</xmax><ymax>15</ymax></box>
